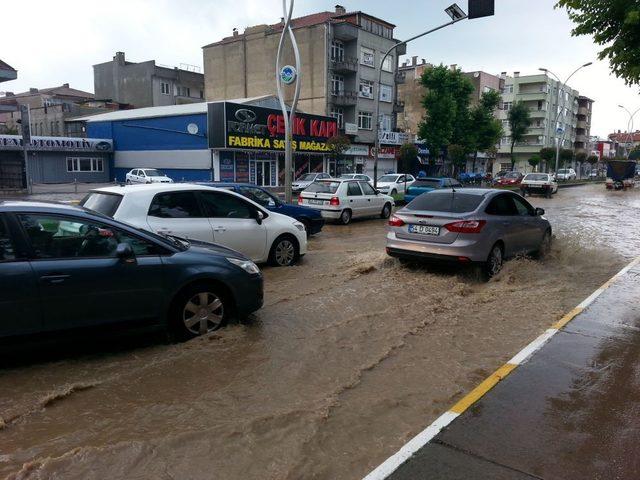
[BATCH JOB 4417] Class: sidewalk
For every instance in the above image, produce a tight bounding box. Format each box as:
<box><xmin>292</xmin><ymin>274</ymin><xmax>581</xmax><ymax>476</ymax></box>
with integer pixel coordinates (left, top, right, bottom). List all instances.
<box><xmin>368</xmin><ymin>258</ymin><xmax>640</xmax><ymax>480</ymax></box>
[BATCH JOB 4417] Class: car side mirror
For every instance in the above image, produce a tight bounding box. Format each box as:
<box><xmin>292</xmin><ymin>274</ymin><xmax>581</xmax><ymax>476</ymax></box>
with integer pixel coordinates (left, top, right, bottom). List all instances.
<box><xmin>116</xmin><ymin>242</ymin><xmax>135</xmax><ymax>262</ymax></box>
<box><xmin>535</xmin><ymin>207</ymin><xmax>545</xmax><ymax>216</ymax></box>
<box><xmin>255</xmin><ymin>210</ymin><xmax>264</xmax><ymax>225</ymax></box>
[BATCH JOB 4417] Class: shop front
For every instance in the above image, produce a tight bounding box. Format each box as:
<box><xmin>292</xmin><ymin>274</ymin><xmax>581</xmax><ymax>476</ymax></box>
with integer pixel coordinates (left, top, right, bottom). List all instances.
<box><xmin>208</xmin><ymin>101</ymin><xmax>337</xmax><ymax>187</ymax></box>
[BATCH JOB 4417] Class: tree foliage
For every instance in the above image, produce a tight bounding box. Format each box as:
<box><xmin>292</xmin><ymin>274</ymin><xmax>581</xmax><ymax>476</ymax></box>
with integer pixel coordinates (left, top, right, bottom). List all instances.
<box><xmin>326</xmin><ymin>134</ymin><xmax>351</xmax><ymax>160</ymax></box>
<box><xmin>587</xmin><ymin>155</ymin><xmax>599</xmax><ymax>164</ymax></box>
<box><xmin>398</xmin><ymin>143</ymin><xmax>418</xmax><ymax>173</ymax></box>
<box><xmin>507</xmin><ymin>103</ymin><xmax>532</xmax><ymax>169</ymax></box>
<box><xmin>469</xmin><ymin>90</ymin><xmax>503</xmax><ymax>171</ymax></box>
<box><xmin>528</xmin><ymin>155</ymin><xmax>542</xmax><ymax>170</ymax></box>
<box><xmin>556</xmin><ymin>0</ymin><xmax>640</xmax><ymax>86</ymax></box>
<box><xmin>447</xmin><ymin>144</ymin><xmax>468</xmax><ymax>175</ymax></box>
<box><xmin>418</xmin><ymin>65</ymin><xmax>474</xmax><ymax>162</ymax></box>
<box><xmin>539</xmin><ymin>147</ymin><xmax>556</xmax><ymax>162</ymax></box>
<box><xmin>559</xmin><ymin>148</ymin><xmax>575</xmax><ymax>166</ymax></box>
<box><xmin>575</xmin><ymin>151</ymin><xmax>588</xmax><ymax>163</ymax></box>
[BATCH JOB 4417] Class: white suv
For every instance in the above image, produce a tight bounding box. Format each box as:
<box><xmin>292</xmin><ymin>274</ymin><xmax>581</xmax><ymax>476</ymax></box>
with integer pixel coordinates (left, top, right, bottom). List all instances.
<box><xmin>555</xmin><ymin>168</ymin><xmax>576</xmax><ymax>181</ymax></box>
<box><xmin>80</xmin><ymin>184</ymin><xmax>307</xmax><ymax>266</ymax></box>
<box><xmin>298</xmin><ymin>179</ymin><xmax>394</xmax><ymax>225</ymax></box>
<box><xmin>126</xmin><ymin>168</ymin><xmax>173</xmax><ymax>184</ymax></box>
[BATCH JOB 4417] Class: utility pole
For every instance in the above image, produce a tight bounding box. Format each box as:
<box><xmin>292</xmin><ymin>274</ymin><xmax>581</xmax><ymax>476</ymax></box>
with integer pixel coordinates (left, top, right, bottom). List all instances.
<box><xmin>18</xmin><ymin>104</ymin><xmax>32</xmax><ymax>193</ymax></box>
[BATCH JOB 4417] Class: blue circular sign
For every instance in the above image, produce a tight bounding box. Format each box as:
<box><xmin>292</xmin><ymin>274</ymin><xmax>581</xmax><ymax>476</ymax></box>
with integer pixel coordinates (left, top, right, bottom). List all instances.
<box><xmin>280</xmin><ymin>65</ymin><xmax>297</xmax><ymax>85</ymax></box>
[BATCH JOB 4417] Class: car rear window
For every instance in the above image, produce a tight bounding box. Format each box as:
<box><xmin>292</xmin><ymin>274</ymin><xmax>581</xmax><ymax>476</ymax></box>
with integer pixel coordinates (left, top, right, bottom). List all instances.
<box><xmin>524</xmin><ymin>174</ymin><xmax>549</xmax><ymax>181</ymax></box>
<box><xmin>80</xmin><ymin>192</ymin><xmax>123</xmax><ymax>217</ymax></box>
<box><xmin>306</xmin><ymin>181</ymin><xmax>340</xmax><ymax>194</ymax></box>
<box><xmin>411</xmin><ymin>180</ymin><xmax>441</xmax><ymax>188</ymax></box>
<box><xmin>406</xmin><ymin>192</ymin><xmax>484</xmax><ymax>213</ymax></box>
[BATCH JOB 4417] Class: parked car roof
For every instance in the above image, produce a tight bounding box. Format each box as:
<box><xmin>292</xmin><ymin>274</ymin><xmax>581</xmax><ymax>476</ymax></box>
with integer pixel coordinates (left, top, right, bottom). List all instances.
<box><xmin>0</xmin><ymin>200</ymin><xmax>88</xmax><ymax>213</ymax></box>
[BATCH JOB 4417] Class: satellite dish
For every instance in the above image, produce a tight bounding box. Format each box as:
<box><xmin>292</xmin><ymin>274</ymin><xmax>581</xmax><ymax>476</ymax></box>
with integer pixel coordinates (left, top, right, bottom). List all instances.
<box><xmin>473</xmin><ymin>72</ymin><xmax>480</xmax><ymax>78</ymax></box>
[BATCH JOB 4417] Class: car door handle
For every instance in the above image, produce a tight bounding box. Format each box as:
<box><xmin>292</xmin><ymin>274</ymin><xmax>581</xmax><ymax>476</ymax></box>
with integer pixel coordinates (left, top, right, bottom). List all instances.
<box><xmin>40</xmin><ymin>274</ymin><xmax>71</xmax><ymax>285</ymax></box>
<box><xmin>156</xmin><ymin>228</ymin><xmax>173</xmax><ymax>235</ymax></box>
<box><xmin>502</xmin><ymin>221</ymin><xmax>512</xmax><ymax>226</ymax></box>
<box><xmin>213</xmin><ymin>226</ymin><xmax>226</xmax><ymax>232</ymax></box>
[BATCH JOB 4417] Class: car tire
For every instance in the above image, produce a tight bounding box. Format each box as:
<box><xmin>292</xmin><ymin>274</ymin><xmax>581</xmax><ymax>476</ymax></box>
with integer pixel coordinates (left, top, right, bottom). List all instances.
<box><xmin>520</xmin><ymin>189</ymin><xmax>527</xmax><ymax>197</ymax></box>
<box><xmin>170</xmin><ymin>283</ymin><xmax>228</xmax><ymax>340</ymax></box>
<box><xmin>380</xmin><ymin>202</ymin><xmax>392</xmax><ymax>219</ymax></box>
<box><xmin>299</xmin><ymin>219</ymin><xmax>311</xmax><ymax>238</ymax></box>
<box><xmin>483</xmin><ymin>243</ymin><xmax>504</xmax><ymax>280</ymax></box>
<box><xmin>545</xmin><ymin>189</ymin><xmax>552</xmax><ymax>199</ymax></box>
<box><xmin>536</xmin><ymin>230</ymin><xmax>552</xmax><ymax>259</ymax></box>
<box><xmin>268</xmin><ymin>235</ymin><xmax>299</xmax><ymax>267</ymax></box>
<box><xmin>126</xmin><ymin>179</ymin><xmax>131</xmax><ymax>184</ymax></box>
<box><xmin>339</xmin><ymin>209</ymin><xmax>352</xmax><ymax>225</ymax></box>
<box><xmin>391</xmin><ymin>189</ymin><xmax>397</xmax><ymax>196</ymax></box>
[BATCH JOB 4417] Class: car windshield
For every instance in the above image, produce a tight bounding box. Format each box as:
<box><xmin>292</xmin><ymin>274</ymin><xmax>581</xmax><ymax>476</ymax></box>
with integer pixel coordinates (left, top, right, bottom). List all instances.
<box><xmin>80</xmin><ymin>192</ymin><xmax>123</xmax><ymax>217</ymax></box>
<box><xmin>339</xmin><ymin>174</ymin><xmax>355</xmax><ymax>179</ymax></box>
<box><xmin>306</xmin><ymin>181</ymin><xmax>340</xmax><ymax>194</ymax></box>
<box><xmin>297</xmin><ymin>174</ymin><xmax>316</xmax><ymax>181</ymax></box>
<box><xmin>524</xmin><ymin>174</ymin><xmax>549</xmax><ymax>181</ymax></box>
<box><xmin>144</xmin><ymin>169</ymin><xmax>165</xmax><ymax>177</ymax></box>
<box><xmin>505</xmin><ymin>172</ymin><xmax>520</xmax><ymax>178</ymax></box>
<box><xmin>378</xmin><ymin>175</ymin><xmax>399</xmax><ymax>182</ymax></box>
<box><xmin>406</xmin><ymin>192</ymin><xmax>484</xmax><ymax>213</ymax></box>
<box><xmin>557</xmin><ymin>169</ymin><xmax>569</xmax><ymax>174</ymax></box>
<box><xmin>412</xmin><ymin>180</ymin><xmax>441</xmax><ymax>188</ymax></box>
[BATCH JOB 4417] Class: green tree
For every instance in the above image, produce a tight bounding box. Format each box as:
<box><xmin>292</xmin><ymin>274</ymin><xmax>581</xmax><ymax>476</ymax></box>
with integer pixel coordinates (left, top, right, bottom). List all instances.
<box><xmin>398</xmin><ymin>143</ymin><xmax>418</xmax><ymax>174</ymax></box>
<box><xmin>326</xmin><ymin>134</ymin><xmax>350</xmax><ymax>162</ymax></box>
<box><xmin>447</xmin><ymin>144</ymin><xmax>468</xmax><ymax>176</ymax></box>
<box><xmin>528</xmin><ymin>155</ymin><xmax>542</xmax><ymax>171</ymax></box>
<box><xmin>587</xmin><ymin>155</ymin><xmax>599</xmax><ymax>165</ymax></box>
<box><xmin>556</xmin><ymin>0</ymin><xmax>640</xmax><ymax>86</ymax></box>
<box><xmin>418</xmin><ymin>65</ymin><xmax>474</xmax><ymax>164</ymax></box>
<box><xmin>507</xmin><ymin>102</ymin><xmax>532</xmax><ymax>170</ymax></box>
<box><xmin>469</xmin><ymin>90</ymin><xmax>503</xmax><ymax>172</ymax></box>
<box><xmin>559</xmin><ymin>148</ymin><xmax>574</xmax><ymax>167</ymax></box>
<box><xmin>539</xmin><ymin>147</ymin><xmax>556</xmax><ymax>172</ymax></box>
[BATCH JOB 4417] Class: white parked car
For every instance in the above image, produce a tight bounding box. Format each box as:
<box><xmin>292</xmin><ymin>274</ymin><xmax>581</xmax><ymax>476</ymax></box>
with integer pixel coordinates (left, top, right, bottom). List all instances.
<box><xmin>555</xmin><ymin>168</ymin><xmax>576</xmax><ymax>181</ymax></box>
<box><xmin>298</xmin><ymin>179</ymin><xmax>394</xmax><ymax>225</ymax></box>
<box><xmin>80</xmin><ymin>184</ymin><xmax>307</xmax><ymax>266</ymax></box>
<box><xmin>291</xmin><ymin>172</ymin><xmax>332</xmax><ymax>192</ymax></box>
<box><xmin>338</xmin><ymin>173</ymin><xmax>373</xmax><ymax>184</ymax></box>
<box><xmin>126</xmin><ymin>168</ymin><xmax>174</xmax><ymax>184</ymax></box>
<box><xmin>375</xmin><ymin>173</ymin><xmax>416</xmax><ymax>196</ymax></box>
<box><xmin>520</xmin><ymin>173</ymin><xmax>558</xmax><ymax>198</ymax></box>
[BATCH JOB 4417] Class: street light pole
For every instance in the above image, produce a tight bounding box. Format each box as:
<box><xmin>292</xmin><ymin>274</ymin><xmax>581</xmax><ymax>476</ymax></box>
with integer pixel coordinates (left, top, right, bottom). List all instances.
<box><xmin>373</xmin><ymin>10</ymin><xmax>468</xmax><ymax>189</ymax></box>
<box><xmin>538</xmin><ymin>62</ymin><xmax>591</xmax><ymax>175</ymax></box>
<box><xmin>617</xmin><ymin>105</ymin><xmax>640</xmax><ymax>158</ymax></box>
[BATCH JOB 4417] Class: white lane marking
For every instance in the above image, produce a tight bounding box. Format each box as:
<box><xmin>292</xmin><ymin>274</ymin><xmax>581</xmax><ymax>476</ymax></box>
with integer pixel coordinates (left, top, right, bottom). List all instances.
<box><xmin>508</xmin><ymin>328</ymin><xmax>558</xmax><ymax>365</ymax></box>
<box><xmin>362</xmin><ymin>411</ymin><xmax>459</xmax><ymax>480</ymax></box>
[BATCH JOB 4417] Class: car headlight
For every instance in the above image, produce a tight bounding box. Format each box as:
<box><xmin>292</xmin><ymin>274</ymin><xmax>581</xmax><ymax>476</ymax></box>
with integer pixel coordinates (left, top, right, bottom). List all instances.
<box><xmin>293</xmin><ymin>221</ymin><xmax>305</xmax><ymax>232</ymax></box>
<box><xmin>226</xmin><ymin>257</ymin><xmax>260</xmax><ymax>274</ymax></box>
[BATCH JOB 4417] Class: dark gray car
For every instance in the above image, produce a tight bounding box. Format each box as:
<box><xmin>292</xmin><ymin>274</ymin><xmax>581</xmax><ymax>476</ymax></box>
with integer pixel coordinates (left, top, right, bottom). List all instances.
<box><xmin>386</xmin><ymin>189</ymin><xmax>552</xmax><ymax>277</ymax></box>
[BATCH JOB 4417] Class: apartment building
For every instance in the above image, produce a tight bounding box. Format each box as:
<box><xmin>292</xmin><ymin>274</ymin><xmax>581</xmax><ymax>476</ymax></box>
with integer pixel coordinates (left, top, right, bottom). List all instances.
<box><xmin>202</xmin><ymin>5</ymin><xmax>405</xmax><ymax>175</ymax></box>
<box><xmin>497</xmin><ymin>72</ymin><xmax>592</xmax><ymax>172</ymax></box>
<box><xmin>94</xmin><ymin>52</ymin><xmax>205</xmax><ymax>109</ymax></box>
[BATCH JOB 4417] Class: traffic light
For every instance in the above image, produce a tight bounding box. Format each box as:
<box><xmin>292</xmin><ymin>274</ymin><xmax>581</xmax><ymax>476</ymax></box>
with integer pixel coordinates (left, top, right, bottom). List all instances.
<box><xmin>468</xmin><ymin>0</ymin><xmax>494</xmax><ymax>19</ymax></box>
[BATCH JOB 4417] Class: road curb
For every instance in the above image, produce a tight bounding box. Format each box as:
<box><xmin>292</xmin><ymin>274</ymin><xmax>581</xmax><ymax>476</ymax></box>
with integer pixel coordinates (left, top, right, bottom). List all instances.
<box><xmin>362</xmin><ymin>254</ymin><xmax>640</xmax><ymax>480</ymax></box>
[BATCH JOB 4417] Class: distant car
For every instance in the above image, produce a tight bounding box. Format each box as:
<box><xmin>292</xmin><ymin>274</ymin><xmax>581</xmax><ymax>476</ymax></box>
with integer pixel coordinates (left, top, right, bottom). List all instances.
<box><xmin>492</xmin><ymin>170</ymin><xmax>509</xmax><ymax>184</ymax></box>
<box><xmin>80</xmin><ymin>184</ymin><xmax>307</xmax><ymax>267</ymax></box>
<box><xmin>338</xmin><ymin>173</ymin><xmax>373</xmax><ymax>184</ymax></box>
<box><xmin>0</xmin><ymin>200</ymin><xmax>263</xmax><ymax>340</ymax></box>
<box><xmin>298</xmin><ymin>179</ymin><xmax>394</xmax><ymax>225</ymax></box>
<box><xmin>494</xmin><ymin>171</ymin><xmax>524</xmax><ymax>187</ymax></box>
<box><xmin>386</xmin><ymin>189</ymin><xmax>552</xmax><ymax>278</ymax></box>
<box><xmin>404</xmin><ymin>177</ymin><xmax>462</xmax><ymax>203</ymax></box>
<box><xmin>291</xmin><ymin>173</ymin><xmax>332</xmax><ymax>192</ymax></box>
<box><xmin>520</xmin><ymin>173</ymin><xmax>558</xmax><ymax>198</ymax></box>
<box><xmin>126</xmin><ymin>168</ymin><xmax>173</xmax><ymax>184</ymax></box>
<box><xmin>589</xmin><ymin>170</ymin><xmax>599</xmax><ymax>179</ymax></box>
<box><xmin>457</xmin><ymin>172</ymin><xmax>484</xmax><ymax>184</ymax></box>
<box><xmin>200</xmin><ymin>182</ymin><xmax>325</xmax><ymax>236</ymax></box>
<box><xmin>375</xmin><ymin>174</ymin><xmax>416</xmax><ymax>196</ymax></box>
<box><xmin>556</xmin><ymin>168</ymin><xmax>577</xmax><ymax>181</ymax></box>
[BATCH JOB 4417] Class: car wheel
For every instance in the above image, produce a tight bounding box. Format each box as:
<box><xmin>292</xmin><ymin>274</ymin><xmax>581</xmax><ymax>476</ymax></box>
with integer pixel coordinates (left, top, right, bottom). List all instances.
<box><xmin>391</xmin><ymin>189</ymin><xmax>397</xmax><ymax>196</ymax></box>
<box><xmin>339</xmin><ymin>209</ymin><xmax>352</xmax><ymax>225</ymax></box>
<box><xmin>483</xmin><ymin>243</ymin><xmax>504</xmax><ymax>279</ymax></box>
<box><xmin>380</xmin><ymin>202</ymin><xmax>392</xmax><ymax>219</ymax></box>
<box><xmin>545</xmin><ymin>189</ymin><xmax>552</xmax><ymax>199</ymax></box>
<box><xmin>268</xmin><ymin>235</ymin><xmax>299</xmax><ymax>266</ymax></box>
<box><xmin>299</xmin><ymin>219</ymin><xmax>311</xmax><ymax>238</ymax></box>
<box><xmin>520</xmin><ymin>189</ymin><xmax>527</xmax><ymax>197</ymax></box>
<box><xmin>171</xmin><ymin>284</ymin><xmax>227</xmax><ymax>340</ymax></box>
<box><xmin>536</xmin><ymin>230</ymin><xmax>552</xmax><ymax>259</ymax></box>
<box><xmin>126</xmin><ymin>179</ymin><xmax>131</xmax><ymax>184</ymax></box>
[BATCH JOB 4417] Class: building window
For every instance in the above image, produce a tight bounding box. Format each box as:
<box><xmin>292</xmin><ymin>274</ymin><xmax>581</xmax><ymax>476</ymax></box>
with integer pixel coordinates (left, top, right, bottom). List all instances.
<box><xmin>161</xmin><ymin>82</ymin><xmax>170</xmax><ymax>95</ymax></box>
<box><xmin>381</xmin><ymin>55</ymin><xmax>393</xmax><ymax>73</ymax></box>
<box><xmin>331</xmin><ymin>74</ymin><xmax>344</xmax><ymax>95</ymax></box>
<box><xmin>379</xmin><ymin>84</ymin><xmax>393</xmax><ymax>102</ymax></box>
<box><xmin>330</xmin><ymin>107</ymin><xmax>344</xmax><ymax>128</ymax></box>
<box><xmin>502</xmin><ymin>102</ymin><xmax>513</xmax><ymax>111</ymax></box>
<box><xmin>331</xmin><ymin>40</ymin><xmax>344</xmax><ymax>62</ymax></box>
<box><xmin>360</xmin><ymin>47</ymin><xmax>375</xmax><ymax>67</ymax></box>
<box><xmin>501</xmin><ymin>85</ymin><xmax>514</xmax><ymax>94</ymax></box>
<box><xmin>199</xmin><ymin>90</ymin><xmax>204</xmax><ymax>99</ymax></box>
<box><xmin>380</xmin><ymin>114</ymin><xmax>392</xmax><ymax>131</ymax></box>
<box><xmin>358</xmin><ymin>111</ymin><xmax>372</xmax><ymax>130</ymax></box>
<box><xmin>177</xmin><ymin>86</ymin><xmax>191</xmax><ymax>97</ymax></box>
<box><xmin>359</xmin><ymin>79</ymin><xmax>374</xmax><ymax>99</ymax></box>
<box><xmin>66</xmin><ymin>157</ymin><xmax>104</xmax><ymax>173</ymax></box>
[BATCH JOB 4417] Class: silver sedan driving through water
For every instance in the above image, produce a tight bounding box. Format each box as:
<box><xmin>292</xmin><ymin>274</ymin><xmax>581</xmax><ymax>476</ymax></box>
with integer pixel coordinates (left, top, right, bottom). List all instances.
<box><xmin>386</xmin><ymin>188</ymin><xmax>552</xmax><ymax>277</ymax></box>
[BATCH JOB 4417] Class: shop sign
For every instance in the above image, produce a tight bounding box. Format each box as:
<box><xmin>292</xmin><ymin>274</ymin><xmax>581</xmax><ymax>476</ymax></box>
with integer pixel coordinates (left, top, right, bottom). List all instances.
<box><xmin>208</xmin><ymin>102</ymin><xmax>338</xmax><ymax>154</ymax></box>
<box><xmin>343</xmin><ymin>144</ymin><xmax>370</xmax><ymax>156</ymax></box>
<box><xmin>0</xmin><ymin>135</ymin><xmax>113</xmax><ymax>152</ymax></box>
<box><xmin>371</xmin><ymin>146</ymin><xmax>399</xmax><ymax>159</ymax></box>
<box><xmin>378</xmin><ymin>131</ymin><xmax>411</xmax><ymax>145</ymax></box>
<box><xmin>344</xmin><ymin>122</ymin><xmax>358</xmax><ymax>135</ymax></box>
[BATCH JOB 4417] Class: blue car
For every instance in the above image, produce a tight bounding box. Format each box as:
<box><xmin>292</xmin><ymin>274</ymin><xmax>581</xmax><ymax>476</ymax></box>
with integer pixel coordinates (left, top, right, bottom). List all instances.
<box><xmin>404</xmin><ymin>177</ymin><xmax>463</xmax><ymax>203</ymax></box>
<box><xmin>0</xmin><ymin>200</ymin><xmax>263</xmax><ymax>340</ymax></box>
<box><xmin>200</xmin><ymin>183</ymin><xmax>325</xmax><ymax>236</ymax></box>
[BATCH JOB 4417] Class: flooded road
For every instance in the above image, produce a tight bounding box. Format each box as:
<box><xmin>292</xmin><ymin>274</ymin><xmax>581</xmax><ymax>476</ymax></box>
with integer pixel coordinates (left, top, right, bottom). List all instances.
<box><xmin>1</xmin><ymin>184</ymin><xmax>638</xmax><ymax>480</ymax></box>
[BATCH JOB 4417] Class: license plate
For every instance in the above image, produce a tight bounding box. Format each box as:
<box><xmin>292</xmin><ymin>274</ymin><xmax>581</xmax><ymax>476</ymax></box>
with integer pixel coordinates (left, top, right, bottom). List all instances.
<box><xmin>307</xmin><ymin>199</ymin><xmax>325</xmax><ymax>205</ymax></box>
<box><xmin>409</xmin><ymin>224</ymin><xmax>440</xmax><ymax>235</ymax></box>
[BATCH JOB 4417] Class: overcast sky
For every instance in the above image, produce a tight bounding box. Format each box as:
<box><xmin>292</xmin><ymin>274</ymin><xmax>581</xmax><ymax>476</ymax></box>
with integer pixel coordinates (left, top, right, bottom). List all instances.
<box><xmin>2</xmin><ymin>0</ymin><xmax>638</xmax><ymax>138</ymax></box>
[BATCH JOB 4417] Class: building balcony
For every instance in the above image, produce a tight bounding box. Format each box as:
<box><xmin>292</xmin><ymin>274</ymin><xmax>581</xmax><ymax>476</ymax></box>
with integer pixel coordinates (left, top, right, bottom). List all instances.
<box><xmin>577</xmin><ymin>119</ymin><xmax>587</xmax><ymax>129</ymax></box>
<box><xmin>578</xmin><ymin>106</ymin><xmax>589</xmax><ymax>116</ymax></box>
<box><xmin>394</xmin><ymin>72</ymin><xmax>406</xmax><ymax>84</ymax></box>
<box><xmin>333</xmin><ymin>22</ymin><xmax>359</xmax><ymax>41</ymax></box>
<box><xmin>526</xmin><ymin>126</ymin><xmax>547</xmax><ymax>135</ymax></box>
<box><xmin>529</xmin><ymin>109</ymin><xmax>548</xmax><ymax>118</ymax></box>
<box><xmin>393</xmin><ymin>100</ymin><xmax>405</xmax><ymax>113</ymax></box>
<box><xmin>575</xmin><ymin>134</ymin><xmax>587</xmax><ymax>143</ymax></box>
<box><xmin>331</xmin><ymin>57</ymin><xmax>358</xmax><ymax>74</ymax></box>
<box><xmin>331</xmin><ymin>90</ymin><xmax>358</xmax><ymax>106</ymax></box>
<box><xmin>517</xmin><ymin>91</ymin><xmax>548</xmax><ymax>101</ymax></box>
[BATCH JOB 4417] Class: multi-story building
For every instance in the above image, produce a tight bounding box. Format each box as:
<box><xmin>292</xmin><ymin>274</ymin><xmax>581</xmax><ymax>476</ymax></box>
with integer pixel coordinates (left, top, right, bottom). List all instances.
<box><xmin>202</xmin><ymin>5</ymin><xmax>405</xmax><ymax>175</ymax></box>
<box><xmin>462</xmin><ymin>70</ymin><xmax>504</xmax><ymax>106</ymax></box>
<box><xmin>0</xmin><ymin>59</ymin><xmax>17</xmax><ymax>85</ymax></box>
<box><xmin>396</xmin><ymin>57</ymin><xmax>431</xmax><ymax>136</ymax></box>
<box><xmin>574</xmin><ymin>96</ymin><xmax>594</xmax><ymax>153</ymax></box>
<box><xmin>94</xmin><ymin>52</ymin><xmax>205</xmax><ymax>109</ymax></box>
<box><xmin>0</xmin><ymin>59</ymin><xmax>18</xmax><ymax>131</ymax></box>
<box><xmin>497</xmin><ymin>72</ymin><xmax>591</xmax><ymax>173</ymax></box>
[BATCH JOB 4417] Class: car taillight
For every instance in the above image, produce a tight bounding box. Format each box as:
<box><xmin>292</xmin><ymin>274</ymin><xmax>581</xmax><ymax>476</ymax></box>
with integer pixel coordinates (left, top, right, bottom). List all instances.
<box><xmin>388</xmin><ymin>215</ymin><xmax>405</xmax><ymax>227</ymax></box>
<box><xmin>330</xmin><ymin>197</ymin><xmax>340</xmax><ymax>206</ymax></box>
<box><xmin>444</xmin><ymin>220</ymin><xmax>486</xmax><ymax>234</ymax></box>
<box><xmin>297</xmin><ymin>196</ymin><xmax>303</xmax><ymax>205</ymax></box>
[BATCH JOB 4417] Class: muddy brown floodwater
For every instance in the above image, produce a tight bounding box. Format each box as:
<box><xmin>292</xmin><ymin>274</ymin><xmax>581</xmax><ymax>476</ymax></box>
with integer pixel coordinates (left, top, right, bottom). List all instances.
<box><xmin>1</xmin><ymin>184</ymin><xmax>638</xmax><ymax>480</ymax></box>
